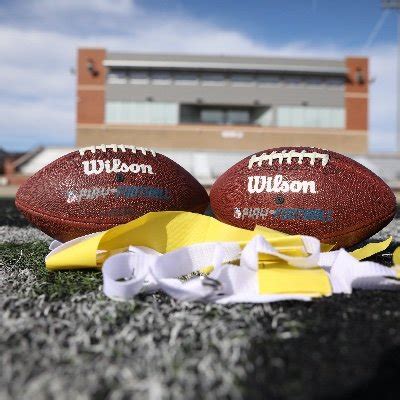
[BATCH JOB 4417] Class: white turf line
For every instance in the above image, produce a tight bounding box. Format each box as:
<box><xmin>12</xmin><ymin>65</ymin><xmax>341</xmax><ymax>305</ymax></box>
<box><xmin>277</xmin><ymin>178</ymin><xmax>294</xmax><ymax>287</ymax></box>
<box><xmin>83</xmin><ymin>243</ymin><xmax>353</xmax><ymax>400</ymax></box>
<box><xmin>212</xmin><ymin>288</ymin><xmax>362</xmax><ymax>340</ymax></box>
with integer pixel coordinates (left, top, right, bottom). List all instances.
<box><xmin>0</xmin><ymin>226</ymin><xmax>52</xmax><ymax>244</ymax></box>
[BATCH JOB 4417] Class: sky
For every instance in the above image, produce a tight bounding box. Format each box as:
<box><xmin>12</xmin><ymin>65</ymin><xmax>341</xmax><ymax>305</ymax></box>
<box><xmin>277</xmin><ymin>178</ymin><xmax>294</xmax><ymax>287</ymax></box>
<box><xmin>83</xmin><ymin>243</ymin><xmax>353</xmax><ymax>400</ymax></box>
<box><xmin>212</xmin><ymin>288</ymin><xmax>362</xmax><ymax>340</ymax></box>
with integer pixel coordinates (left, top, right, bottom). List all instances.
<box><xmin>0</xmin><ymin>0</ymin><xmax>398</xmax><ymax>152</ymax></box>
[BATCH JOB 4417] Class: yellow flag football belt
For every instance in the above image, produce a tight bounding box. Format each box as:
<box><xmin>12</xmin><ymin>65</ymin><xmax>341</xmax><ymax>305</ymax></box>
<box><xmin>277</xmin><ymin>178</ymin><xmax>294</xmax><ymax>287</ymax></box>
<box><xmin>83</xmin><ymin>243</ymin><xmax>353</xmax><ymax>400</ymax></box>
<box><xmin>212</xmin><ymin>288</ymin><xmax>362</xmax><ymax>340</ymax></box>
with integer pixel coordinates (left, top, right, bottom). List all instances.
<box><xmin>45</xmin><ymin>211</ymin><xmax>400</xmax><ymax>303</ymax></box>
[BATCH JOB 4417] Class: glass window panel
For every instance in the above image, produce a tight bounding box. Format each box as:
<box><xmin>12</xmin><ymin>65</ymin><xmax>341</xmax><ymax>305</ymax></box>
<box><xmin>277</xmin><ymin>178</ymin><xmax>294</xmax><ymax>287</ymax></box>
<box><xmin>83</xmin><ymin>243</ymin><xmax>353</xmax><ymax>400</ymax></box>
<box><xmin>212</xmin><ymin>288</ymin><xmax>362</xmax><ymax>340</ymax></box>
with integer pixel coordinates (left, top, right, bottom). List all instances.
<box><xmin>226</xmin><ymin>110</ymin><xmax>250</xmax><ymax>125</ymax></box>
<box><xmin>331</xmin><ymin>108</ymin><xmax>345</xmax><ymax>127</ymax></box>
<box><xmin>106</xmin><ymin>102</ymin><xmax>116</xmax><ymax>122</ymax></box>
<box><xmin>291</xmin><ymin>107</ymin><xmax>303</xmax><ymax>126</ymax></box>
<box><xmin>284</xmin><ymin>75</ymin><xmax>303</xmax><ymax>85</ymax></box>
<box><xmin>326</xmin><ymin>77</ymin><xmax>345</xmax><ymax>87</ymax></box>
<box><xmin>202</xmin><ymin>72</ymin><xmax>225</xmax><ymax>85</ymax></box>
<box><xmin>276</xmin><ymin>106</ymin><xmax>344</xmax><ymax>128</ymax></box>
<box><xmin>254</xmin><ymin>107</ymin><xmax>274</xmax><ymax>126</ymax></box>
<box><xmin>315</xmin><ymin>108</ymin><xmax>332</xmax><ymax>127</ymax></box>
<box><xmin>107</xmin><ymin>70</ymin><xmax>127</xmax><ymax>83</ymax></box>
<box><xmin>129</xmin><ymin>70</ymin><xmax>149</xmax><ymax>84</ymax></box>
<box><xmin>231</xmin><ymin>73</ymin><xmax>255</xmax><ymax>86</ymax></box>
<box><xmin>121</xmin><ymin>102</ymin><xmax>129</xmax><ymax>122</ymax></box>
<box><xmin>277</xmin><ymin>107</ymin><xmax>289</xmax><ymax>126</ymax></box>
<box><xmin>306</xmin><ymin>107</ymin><xmax>319</xmax><ymax>127</ymax></box>
<box><xmin>201</xmin><ymin>109</ymin><xmax>224</xmax><ymax>124</ymax></box>
<box><xmin>174</xmin><ymin>72</ymin><xmax>198</xmax><ymax>85</ymax></box>
<box><xmin>106</xmin><ymin>101</ymin><xmax>178</xmax><ymax>124</ymax></box>
<box><xmin>257</xmin><ymin>75</ymin><xmax>280</xmax><ymax>85</ymax></box>
<box><xmin>305</xmin><ymin>76</ymin><xmax>323</xmax><ymax>85</ymax></box>
<box><xmin>151</xmin><ymin>70</ymin><xmax>172</xmax><ymax>85</ymax></box>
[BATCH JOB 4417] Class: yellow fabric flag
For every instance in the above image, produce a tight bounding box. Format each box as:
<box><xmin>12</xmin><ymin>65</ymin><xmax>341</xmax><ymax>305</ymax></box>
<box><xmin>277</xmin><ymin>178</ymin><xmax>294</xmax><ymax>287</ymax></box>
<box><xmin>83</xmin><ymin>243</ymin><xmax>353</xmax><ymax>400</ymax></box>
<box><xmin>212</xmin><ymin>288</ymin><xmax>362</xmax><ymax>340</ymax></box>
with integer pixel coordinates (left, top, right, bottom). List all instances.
<box><xmin>258</xmin><ymin>262</ymin><xmax>332</xmax><ymax>297</ymax></box>
<box><xmin>351</xmin><ymin>237</ymin><xmax>392</xmax><ymax>261</ymax></box>
<box><xmin>45</xmin><ymin>211</ymin><xmax>392</xmax><ymax>297</ymax></box>
<box><xmin>46</xmin><ymin>211</ymin><xmax>316</xmax><ymax>270</ymax></box>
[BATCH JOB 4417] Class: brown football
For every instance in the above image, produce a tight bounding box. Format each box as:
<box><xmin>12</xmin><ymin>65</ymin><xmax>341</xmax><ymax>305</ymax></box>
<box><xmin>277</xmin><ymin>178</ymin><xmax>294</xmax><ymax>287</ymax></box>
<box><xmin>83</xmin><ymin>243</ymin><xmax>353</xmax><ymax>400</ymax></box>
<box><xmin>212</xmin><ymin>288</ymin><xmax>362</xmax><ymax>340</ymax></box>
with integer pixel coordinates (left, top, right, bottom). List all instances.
<box><xmin>210</xmin><ymin>147</ymin><xmax>396</xmax><ymax>248</ymax></box>
<box><xmin>15</xmin><ymin>144</ymin><xmax>209</xmax><ymax>242</ymax></box>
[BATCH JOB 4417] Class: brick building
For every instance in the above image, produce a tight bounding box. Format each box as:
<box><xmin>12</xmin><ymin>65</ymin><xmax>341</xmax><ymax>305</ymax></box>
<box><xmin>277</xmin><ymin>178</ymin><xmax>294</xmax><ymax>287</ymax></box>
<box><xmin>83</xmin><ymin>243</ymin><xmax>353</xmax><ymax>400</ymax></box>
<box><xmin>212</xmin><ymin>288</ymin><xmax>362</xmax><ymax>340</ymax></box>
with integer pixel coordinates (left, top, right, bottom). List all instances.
<box><xmin>77</xmin><ymin>48</ymin><xmax>368</xmax><ymax>153</ymax></box>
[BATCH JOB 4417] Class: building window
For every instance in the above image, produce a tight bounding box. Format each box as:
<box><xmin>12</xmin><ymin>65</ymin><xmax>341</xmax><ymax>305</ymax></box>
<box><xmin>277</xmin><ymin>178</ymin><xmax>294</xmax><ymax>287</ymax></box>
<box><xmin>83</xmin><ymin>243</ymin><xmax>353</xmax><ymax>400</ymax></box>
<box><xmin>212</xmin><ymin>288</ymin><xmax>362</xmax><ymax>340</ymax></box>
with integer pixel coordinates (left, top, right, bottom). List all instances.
<box><xmin>305</xmin><ymin>76</ymin><xmax>323</xmax><ymax>86</ymax></box>
<box><xmin>129</xmin><ymin>70</ymin><xmax>149</xmax><ymax>84</ymax></box>
<box><xmin>231</xmin><ymin>73</ymin><xmax>255</xmax><ymax>86</ymax></box>
<box><xmin>226</xmin><ymin>110</ymin><xmax>250</xmax><ymax>124</ymax></box>
<box><xmin>174</xmin><ymin>72</ymin><xmax>199</xmax><ymax>85</ymax></box>
<box><xmin>254</xmin><ymin>107</ymin><xmax>274</xmax><ymax>126</ymax></box>
<box><xmin>107</xmin><ymin>70</ymin><xmax>128</xmax><ymax>84</ymax></box>
<box><xmin>326</xmin><ymin>77</ymin><xmax>345</xmax><ymax>87</ymax></box>
<box><xmin>200</xmin><ymin>109</ymin><xmax>225</xmax><ymax>124</ymax></box>
<box><xmin>151</xmin><ymin>70</ymin><xmax>172</xmax><ymax>85</ymax></box>
<box><xmin>283</xmin><ymin>75</ymin><xmax>303</xmax><ymax>85</ymax></box>
<box><xmin>201</xmin><ymin>72</ymin><xmax>226</xmax><ymax>86</ymax></box>
<box><xmin>257</xmin><ymin>74</ymin><xmax>281</xmax><ymax>86</ymax></box>
<box><xmin>106</xmin><ymin>101</ymin><xmax>178</xmax><ymax>124</ymax></box>
<box><xmin>277</xmin><ymin>106</ymin><xmax>344</xmax><ymax>128</ymax></box>
<box><xmin>199</xmin><ymin>108</ymin><xmax>251</xmax><ymax>125</ymax></box>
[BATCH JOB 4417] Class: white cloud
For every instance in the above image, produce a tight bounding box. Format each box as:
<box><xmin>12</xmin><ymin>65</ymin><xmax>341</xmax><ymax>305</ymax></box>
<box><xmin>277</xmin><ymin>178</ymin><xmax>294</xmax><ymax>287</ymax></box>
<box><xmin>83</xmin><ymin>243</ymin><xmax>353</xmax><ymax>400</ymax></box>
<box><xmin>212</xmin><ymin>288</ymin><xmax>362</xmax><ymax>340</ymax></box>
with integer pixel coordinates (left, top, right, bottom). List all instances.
<box><xmin>0</xmin><ymin>0</ymin><xmax>397</xmax><ymax>152</ymax></box>
<box><xmin>32</xmin><ymin>0</ymin><xmax>135</xmax><ymax>15</ymax></box>
<box><xmin>0</xmin><ymin>98</ymin><xmax>73</xmax><ymax>150</ymax></box>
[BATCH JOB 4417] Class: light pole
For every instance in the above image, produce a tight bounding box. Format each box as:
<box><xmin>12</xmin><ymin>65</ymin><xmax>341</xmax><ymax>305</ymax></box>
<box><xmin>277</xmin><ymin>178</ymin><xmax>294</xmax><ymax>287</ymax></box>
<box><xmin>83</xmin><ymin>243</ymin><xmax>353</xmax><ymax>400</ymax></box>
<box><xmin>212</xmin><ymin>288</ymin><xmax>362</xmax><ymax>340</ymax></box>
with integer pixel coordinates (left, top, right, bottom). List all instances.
<box><xmin>382</xmin><ymin>0</ymin><xmax>400</xmax><ymax>152</ymax></box>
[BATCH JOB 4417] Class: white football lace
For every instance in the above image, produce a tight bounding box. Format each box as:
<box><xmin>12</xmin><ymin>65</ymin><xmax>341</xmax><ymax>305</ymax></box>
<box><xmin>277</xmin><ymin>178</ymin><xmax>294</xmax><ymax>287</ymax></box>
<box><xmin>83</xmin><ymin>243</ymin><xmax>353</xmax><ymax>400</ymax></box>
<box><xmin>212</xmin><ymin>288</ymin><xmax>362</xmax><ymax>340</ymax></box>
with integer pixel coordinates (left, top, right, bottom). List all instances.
<box><xmin>248</xmin><ymin>150</ymin><xmax>329</xmax><ymax>169</ymax></box>
<box><xmin>79</xmin><ymin>144</ymin><xmax>156</xmax><ymax>157</ymax></box>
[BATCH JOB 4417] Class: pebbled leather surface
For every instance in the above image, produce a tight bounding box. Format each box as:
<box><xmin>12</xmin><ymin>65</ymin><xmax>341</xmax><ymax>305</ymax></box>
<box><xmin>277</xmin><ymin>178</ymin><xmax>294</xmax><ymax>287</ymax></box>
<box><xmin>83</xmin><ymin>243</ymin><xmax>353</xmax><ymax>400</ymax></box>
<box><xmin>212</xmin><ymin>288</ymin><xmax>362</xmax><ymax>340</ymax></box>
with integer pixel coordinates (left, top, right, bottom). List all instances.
<box><xmin>15</xmin><ymin>146</ymin><xmax>209</xmax><ymax>242</ymax></box>
<box><xmin>210</xmin><ymin>147</ymin><xmax>397</xmax><ymax>248</ymax></box>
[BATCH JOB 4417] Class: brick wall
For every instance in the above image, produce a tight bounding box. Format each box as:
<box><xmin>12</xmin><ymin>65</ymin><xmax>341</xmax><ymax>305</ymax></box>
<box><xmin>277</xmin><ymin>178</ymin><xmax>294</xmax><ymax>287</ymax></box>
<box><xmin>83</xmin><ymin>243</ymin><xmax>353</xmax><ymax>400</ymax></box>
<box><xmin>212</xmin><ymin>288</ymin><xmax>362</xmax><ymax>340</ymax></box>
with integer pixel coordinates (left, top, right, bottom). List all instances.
<box><xmin>345</xmin><ymin>57</ymin><xmax>368</xmax><ymax>131</ymax></box>
<box><xmin>77</xmin><ymin>48</ymin><xmax>106</xmax><ymax>124</ymax></box>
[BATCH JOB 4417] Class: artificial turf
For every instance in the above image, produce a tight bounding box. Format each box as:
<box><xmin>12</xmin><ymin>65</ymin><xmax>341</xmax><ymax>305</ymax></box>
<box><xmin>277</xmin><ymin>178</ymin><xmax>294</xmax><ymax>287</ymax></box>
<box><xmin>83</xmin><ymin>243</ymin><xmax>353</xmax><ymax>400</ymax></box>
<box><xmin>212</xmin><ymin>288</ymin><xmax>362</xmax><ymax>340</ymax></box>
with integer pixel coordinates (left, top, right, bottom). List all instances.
<box><xmin>1</xmin><ymin>198</ymin><xmax>400</xmax><ymax>400</ymax></box>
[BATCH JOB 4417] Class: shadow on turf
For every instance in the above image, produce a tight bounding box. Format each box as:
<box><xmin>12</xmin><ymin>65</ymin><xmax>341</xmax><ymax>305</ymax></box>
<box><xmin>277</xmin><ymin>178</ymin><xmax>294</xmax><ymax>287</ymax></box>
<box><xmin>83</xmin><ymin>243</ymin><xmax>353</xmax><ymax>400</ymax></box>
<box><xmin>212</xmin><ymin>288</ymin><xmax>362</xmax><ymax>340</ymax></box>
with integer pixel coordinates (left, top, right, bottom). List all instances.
<box><xmin>327</xmin><ymin>345</ymin><xmax>400</xmax><ymax>400</ymax></box>
<box><xmin>0</xmin><ymin>198</ymin><xmax>30</xmax><ymax>227</ymax></box>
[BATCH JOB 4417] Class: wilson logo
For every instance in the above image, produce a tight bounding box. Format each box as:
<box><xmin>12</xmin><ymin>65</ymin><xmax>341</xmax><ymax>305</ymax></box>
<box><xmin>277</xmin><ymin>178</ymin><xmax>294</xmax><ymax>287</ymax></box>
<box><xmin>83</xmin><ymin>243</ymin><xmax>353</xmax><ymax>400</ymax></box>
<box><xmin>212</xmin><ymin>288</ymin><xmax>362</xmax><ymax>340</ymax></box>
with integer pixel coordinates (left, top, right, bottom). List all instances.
<box><xmin>248</xmin><ymin>175</ymin><xmax>317</xmax><ymax>194</ymax></box>
<box><xmin>82</xmin><ymin>159</ymin><xmax>154</xmax><ymax>176</ymax></box>
<box><xmin>66</xmin><ymin>185</ymin><xmax>169</xmax><ymax>203</ymax></box>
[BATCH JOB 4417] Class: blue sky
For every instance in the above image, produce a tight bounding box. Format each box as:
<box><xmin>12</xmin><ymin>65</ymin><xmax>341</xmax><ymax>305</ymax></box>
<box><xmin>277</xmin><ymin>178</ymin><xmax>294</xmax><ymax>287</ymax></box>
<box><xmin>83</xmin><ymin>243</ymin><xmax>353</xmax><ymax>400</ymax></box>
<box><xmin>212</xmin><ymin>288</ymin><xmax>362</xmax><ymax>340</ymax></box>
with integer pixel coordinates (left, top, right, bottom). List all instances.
<box><xmin>0</xmin><ymin>0</ymin><xmax>398</xmax><ymax>152</ymax></box>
